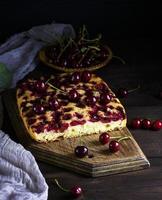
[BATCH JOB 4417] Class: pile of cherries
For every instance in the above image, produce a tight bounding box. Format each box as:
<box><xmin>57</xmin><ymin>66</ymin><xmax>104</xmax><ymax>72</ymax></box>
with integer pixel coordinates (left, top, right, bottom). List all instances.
<box><xmin>45</xmin><ymin>25</ymin><xmax>109</xmax><ymax>69</ymax></box>
<box><xmin>74</xmin><ymin>132</ymin><xmax>131</xmax><ymax>158</ymax></box>
<box><xmin>130</xmin><ymin>118</ymin><xmax>162</xmax><ymax>131</ymax></box>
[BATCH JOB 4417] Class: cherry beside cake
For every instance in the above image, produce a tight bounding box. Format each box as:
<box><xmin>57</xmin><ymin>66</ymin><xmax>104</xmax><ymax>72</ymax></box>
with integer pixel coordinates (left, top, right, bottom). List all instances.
<box><xmin>16</xmin><ymin>72</ymin><xmax>127</xmax><ymax>142</ymax></box>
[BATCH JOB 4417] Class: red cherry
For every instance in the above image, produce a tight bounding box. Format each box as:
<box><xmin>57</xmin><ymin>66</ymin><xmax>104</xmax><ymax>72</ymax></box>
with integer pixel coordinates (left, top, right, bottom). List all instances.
<box><xmin>71</xmin><ymin>72</ymin><xmax>81</xmax><ymax>84</ymax></box>
<box><xmin>151</xmin><ymin>120</ymin><xmax>162</xmax><ymax>130</ymax></box>
<box><xmin>99</xmin><ymin>132</ymin><xmax>110</xmax><ymax>144</ymax></box>
<box><xmin>142</xmin><ymin>119</ymin><xmax>152</xmax><ymax>129</ymax></box>
<box><xmin>131</xmin><ymin>118</ymin><xmax>142</xmax><ymax>129</ymax></box>
<box><xmin>81</xmin><ymin>71</ymin><xmax>92</xmax><ymax>82</ymax></box>
<box><xmin>49</xmin><ymin>98</ymin><xmax>60</xmax><ymax>110</ymax></box>
<box><xmin>85</xmin><ymin>96</ymin><xmax>97</xmax><ymax>106</ymax></box>
<box><xmin>35</xmin><ymin>80</ymin><xmax>46</xmax><ymax>92</ymax></box>
<box><xmin>74</xmin><ymin>146</ymin><xmax>88</xmax><ymax>158</ymax></box>
<box><xmin>33</xmin><ymin>104</ymin><xmax>45</xmax><ymax>114</ymax></box>
<box><xmin>100</xmin><ymin>93</ymin><xmax>111</xmax><ymax>104</ymax></box>
<box><xmin>70</xmin><ymin>186</ymin><xmax>83</xmax><ymax>198</ymax></box>
<box><xmin>69</xmin><ymin>89</ymin><xmax>79</xmax><ymax>102</ymax></box>
<box><xmin>117</xmin><ymin>88</ymin><xmax>128</xmax><ymax>98</ymax></box>
<box><xmin>109</xmin><ymin>140</ymin><xmax>120</xmax><ymax>153</ymax></box>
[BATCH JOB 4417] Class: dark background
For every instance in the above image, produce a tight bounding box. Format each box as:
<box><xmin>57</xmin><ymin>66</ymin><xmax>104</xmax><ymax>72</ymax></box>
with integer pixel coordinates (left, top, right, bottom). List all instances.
<box><xmin>0</xmin><ymin>0</ymin><xmax>162</xmax><ymax>65</ymax></box>
<box><xmin>0</xmin><ymin>0</ymin><xmax>162</xmax><ymax>39</ymax></box>
<box><xmin>0</xmin><ymin>0</ymin><xmax>162</xmax><ymax>92</ymax></box>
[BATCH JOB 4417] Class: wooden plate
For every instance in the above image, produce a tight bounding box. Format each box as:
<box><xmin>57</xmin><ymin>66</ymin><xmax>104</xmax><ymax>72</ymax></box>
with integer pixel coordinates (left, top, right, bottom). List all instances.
<box><xmin>3</xmin><ymin>90</ymin><xmax>150</xmax><ymax>177</ymax></box>
<box><xmin>38</xmin><ymin>45</ymin><xmax>113</xmax><ymax>72</ymax></box>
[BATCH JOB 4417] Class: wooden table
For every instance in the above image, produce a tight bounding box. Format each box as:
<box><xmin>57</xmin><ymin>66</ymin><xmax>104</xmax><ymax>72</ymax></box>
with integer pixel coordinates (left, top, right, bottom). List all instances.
<box><xmin>2</xmin><ymin>38</ymin><xmax>162</xmax><ymax>200</ymax></box>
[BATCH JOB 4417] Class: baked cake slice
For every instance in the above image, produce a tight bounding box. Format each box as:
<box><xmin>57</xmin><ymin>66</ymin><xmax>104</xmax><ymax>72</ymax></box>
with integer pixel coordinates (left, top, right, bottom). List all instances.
<box><xmin>16</xmin><ymin>72</ymin><xmax>126</xmax><ymax>142</ymax></box>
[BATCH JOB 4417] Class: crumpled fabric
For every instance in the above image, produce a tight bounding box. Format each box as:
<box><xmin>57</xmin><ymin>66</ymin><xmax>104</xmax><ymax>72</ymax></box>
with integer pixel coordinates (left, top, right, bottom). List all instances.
<box><xmin>0</xmin><ymin>130</ymin><xmax>48</xmax><ymax>200</ymax></box>
<box><xmin>0</xmin><ymin>23</ymin><xmax>75</xmax><ymax>88</ymax></box>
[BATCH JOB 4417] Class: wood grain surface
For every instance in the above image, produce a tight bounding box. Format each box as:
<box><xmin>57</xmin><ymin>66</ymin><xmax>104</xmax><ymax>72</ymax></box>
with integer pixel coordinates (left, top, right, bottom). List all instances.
<box><xmin>3</xmin><ymin>89</ymin><xmax>150</xmax><ymax>177</ymax></box>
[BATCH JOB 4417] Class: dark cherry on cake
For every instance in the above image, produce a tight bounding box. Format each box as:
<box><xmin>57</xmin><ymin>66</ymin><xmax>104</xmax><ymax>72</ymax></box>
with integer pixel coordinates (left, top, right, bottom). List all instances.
<box><xmin>17</xmin><ymin>71</ymin><xmax>126</xmax><ymax>143</ymax></box>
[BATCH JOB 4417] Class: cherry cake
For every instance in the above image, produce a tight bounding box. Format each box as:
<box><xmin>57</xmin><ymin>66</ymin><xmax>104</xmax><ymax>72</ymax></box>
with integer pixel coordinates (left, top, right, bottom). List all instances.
<box><xmin>16</xmin><ymin>72</ymin><xmax>127</xmax><ymax>142</ymax></box>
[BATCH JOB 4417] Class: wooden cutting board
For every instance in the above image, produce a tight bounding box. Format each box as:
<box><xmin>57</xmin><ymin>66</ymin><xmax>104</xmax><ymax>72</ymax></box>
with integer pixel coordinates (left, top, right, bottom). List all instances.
<box><xmin>3</xmin><ymin>90</ymin><xmax>150</xmax><ymax>177</ymax></box>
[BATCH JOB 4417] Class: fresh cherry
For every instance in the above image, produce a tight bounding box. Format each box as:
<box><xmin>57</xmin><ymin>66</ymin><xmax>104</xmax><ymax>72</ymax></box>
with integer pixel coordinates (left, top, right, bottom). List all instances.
<box><xmin>142</xmin><ymin>119</ymin><xmax>152</xmax><ymax>129</ymax></box>
<box><xmin>35</xmin><ymin>80</ymin><xmax>46</xmax><ymax>92</ymax></box>
<box><xmin>85</xmin><ymin>96</ymin><xmax>97</xmax><ymax>105</ymax></box>
<box><xmin>100</xmin><ymin>93</ymin><xmax>111</xmax><ymax>104</ymax></box>
<box><xmin>69</xmin><ymin>89</ymin><xmax>79</xmax><ymax>102</ymax></box>
<box><xmin>71</xmin><ymin>72</ymin><xmax>81</xmax><ymax>84</ymax></box>
<box><xmin>33</xmin><ymin>104</ymin><xmax>45</xmax><ymax>114</ymax></box>
<box><xmin>109</xmin><ymin>140</ymin><xmax>120</xmax><ymax>153</ymax></box>
<box><xmin>70</xmin><ymin>186</ymin><xmax>83</xmax><ymax>198</ymax></box>
<box><xmin>74</xmin><ymin>146</ymin><xmax>88</xmax><ymax>158</ymax></box>
<box><xmin>131</xmin><ymin>118</ymin><xmax>142</xmax><ymax>129</ymax></box>
<box><xmin>54</xmin><ymin>179</ymin><xmax>83</xmax><ymax>198</ymax></box>
<box><xmin>117</xmin><ymin>88</ymin><xmax>128</xmax><ymax>98</ymax></box>
<box><xmin>82</xmin><ymin>71</ymin><xmax>92</xmax><ymax>82</ymax></box>
<box><xmin>151</xmin><ymin>120</ymin><xmax>162</xmax><ymax>131</ymax></box>
<box><xmin>49</xmin><ymin>98</ymin><xmax>60</xmax><ymax>110</ymax></box>
<box><xmin>99</xmin><ymin>132</ymin><xmax>110</xmax><ymax>144</ymax></box>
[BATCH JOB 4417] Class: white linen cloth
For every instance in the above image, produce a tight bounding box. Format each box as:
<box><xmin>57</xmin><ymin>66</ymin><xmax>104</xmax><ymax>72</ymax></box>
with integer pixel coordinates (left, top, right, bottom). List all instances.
<box><xmin>0</xmin><ymin>130</ymin><xmax>48</xmax><ymax>200</ymax></box>
<box><xmin>0</xmin><ymin>23</ymin><xmax>75</xmax><ymax>88</ymax></box>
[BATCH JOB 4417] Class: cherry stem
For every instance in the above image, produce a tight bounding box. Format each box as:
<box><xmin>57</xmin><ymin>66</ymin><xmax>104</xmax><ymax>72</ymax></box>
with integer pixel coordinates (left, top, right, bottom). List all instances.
<box><xmin>83</xmin><ymin>34</ymin><xmax>102</xmax><ymax>43</ymax></box>
<box><xmin>54</xmin><ymin>179</ymin><xmax>69</xmax><ymax>193</ymax></box>
<box><xmin>57</xmin><ymin>38</ymin><xmax>72</xmax><ymax>60</ymax></box>
<box><xmin>47</xmin><ymin>82</ymin><xmax>67</xmax><ymax>95</ymax></box>
<box><xmin>128</xmin><ymin>84</ymin><xmax>140</xmax><ymax>93</ymax></box>
<box><xmin>78</xmin><ymin>48</ymin><xmax>90</xmax><ymax>64</ymax></box>
<box><xmin>118</xmin><ymin>136</ymin><xmax>132</xmax><ymax>143</ymax></box>
<box><xmin>112</xmin><ymin>55</ymin><xmax>126</xmax><ymax>64</ymax></box>
<box><xmin>111</xmin><ymin>136</ymin><xmax>122</xmax><ymax>139</ymax></box>
<box><xmin>88</xmin><ymin>45</ymin><xmax>100</xmax><ymax>51</ymax></box>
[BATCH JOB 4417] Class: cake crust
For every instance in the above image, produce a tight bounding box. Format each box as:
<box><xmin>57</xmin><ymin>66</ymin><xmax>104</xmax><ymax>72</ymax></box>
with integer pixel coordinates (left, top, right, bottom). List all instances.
<box><xmin>17</xmin><ymin>73</ymin><xmax>126</xmax><ymax>142</ymax></box>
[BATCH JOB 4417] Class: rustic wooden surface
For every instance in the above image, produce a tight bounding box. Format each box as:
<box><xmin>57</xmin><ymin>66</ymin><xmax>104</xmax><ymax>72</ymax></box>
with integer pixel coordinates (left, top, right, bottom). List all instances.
<box><xmin>1</xmin><ymin>35</ymin><xmax>162</xmax><ymax>198</ymax></box>
<box><xmin>3</xmin><ymin>90</ymin><xmax>149</xmax><ymax>177</ymax></box>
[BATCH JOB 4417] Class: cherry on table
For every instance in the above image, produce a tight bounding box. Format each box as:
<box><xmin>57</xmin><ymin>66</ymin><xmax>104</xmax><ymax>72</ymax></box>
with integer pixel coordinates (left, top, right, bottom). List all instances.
<box><xmin>131</xmin><ymin>118</ymin><xmax>142</xmax><ymax>129</ymax></box>
<box><xmin>54</xmin><ymin>179</ymin><xmax>83</xmax><ymax>198</ymax></box>
<box><xmin>117</xmin><ymin>88</ymin><xmax>128</xmax><ymax>98</ymax></box>
<box><xmin>74</xmin><ymin>146</ymin><xmax>88</xmax><ymax>158</ymax></box>
<box><xmin>109</xmin><ymin>140</ymin><xmax>120</xmax><ymax>153</ymax></box>
<box><xmin>70</xmin><ymin>185</ymin><xmax>83</xmax><ymax>198</ymax></box>
<box><xmin>151</xmin><ymin>120</ymin><xmax>162</xmax><ymax>131</ymax></box>
<box><xmin>99</xmin><ymin>132</ymin><xmax>110</xmax><ymax>144</ymax></box>
<box><xmin>142</xmin><ymin>119</ymin><xmax>152</xmax><ymax>129</ymax></box>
